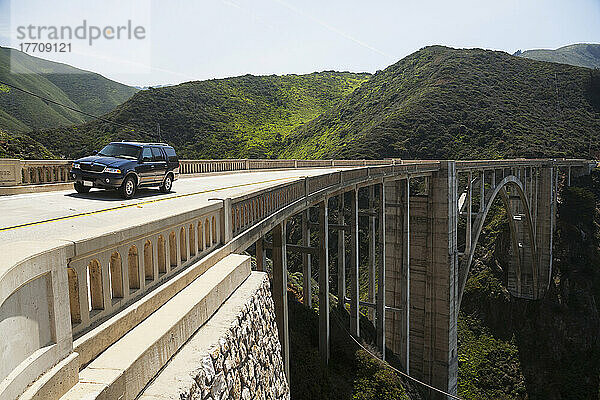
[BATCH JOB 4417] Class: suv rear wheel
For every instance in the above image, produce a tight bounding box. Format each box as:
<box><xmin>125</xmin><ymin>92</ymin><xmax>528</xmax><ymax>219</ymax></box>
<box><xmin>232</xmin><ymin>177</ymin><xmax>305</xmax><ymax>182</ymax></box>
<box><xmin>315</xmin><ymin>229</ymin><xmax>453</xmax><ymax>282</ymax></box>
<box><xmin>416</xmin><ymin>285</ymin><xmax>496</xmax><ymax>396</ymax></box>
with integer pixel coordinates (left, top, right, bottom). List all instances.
<box><xmin>120</xmin><ymin>175</ymin><xmax>137</xmax><ymax>199</ymax></box>
<box><xmin>160</xmin><ymin>174</ymin><xmax>173</xmax><ymax>193</ymax></box>
<box><xmin>74</xmin><ymin>182</ymin><xmax>91</xmax><ymax>194</ymax></box>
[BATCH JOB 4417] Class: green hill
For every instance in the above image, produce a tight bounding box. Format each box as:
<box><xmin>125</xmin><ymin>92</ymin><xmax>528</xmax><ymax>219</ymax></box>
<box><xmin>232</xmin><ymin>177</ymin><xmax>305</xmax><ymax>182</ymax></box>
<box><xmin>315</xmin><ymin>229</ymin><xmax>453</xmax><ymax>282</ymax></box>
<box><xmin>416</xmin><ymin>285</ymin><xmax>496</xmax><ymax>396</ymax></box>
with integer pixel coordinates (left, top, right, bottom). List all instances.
<box><xmin>0</xmin><ymin>128</ymin><xmax>55</xmax><ymax>159</ymax></box>
<box><xmin>517</xmin><ymin>43</ymin><xmax>600</xmax><ymax>69</ymax></box>
<box><xmin>281</xmin><ymin>46</ymin><xmax>600</xmax><ymax>160</ymax></box>
<box><xmin>28</xmin><ymin>71</ymin><xmax>370</xmax><ymax>159</ymax></box>
<box><xmin>0</xmin><ymin>46</ymin><xmax>138</xmax><ymax>132</ymax></box>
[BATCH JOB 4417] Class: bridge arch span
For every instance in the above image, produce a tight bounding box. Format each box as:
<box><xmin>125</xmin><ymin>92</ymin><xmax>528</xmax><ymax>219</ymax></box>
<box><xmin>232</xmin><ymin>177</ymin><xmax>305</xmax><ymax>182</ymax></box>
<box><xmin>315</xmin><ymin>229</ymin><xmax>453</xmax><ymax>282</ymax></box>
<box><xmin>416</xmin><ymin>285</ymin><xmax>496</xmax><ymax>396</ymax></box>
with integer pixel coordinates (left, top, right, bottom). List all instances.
<box><xmin>458</xmin><ymin>175</ymin><xmax>539</xmax><ymax>305</ymax></box>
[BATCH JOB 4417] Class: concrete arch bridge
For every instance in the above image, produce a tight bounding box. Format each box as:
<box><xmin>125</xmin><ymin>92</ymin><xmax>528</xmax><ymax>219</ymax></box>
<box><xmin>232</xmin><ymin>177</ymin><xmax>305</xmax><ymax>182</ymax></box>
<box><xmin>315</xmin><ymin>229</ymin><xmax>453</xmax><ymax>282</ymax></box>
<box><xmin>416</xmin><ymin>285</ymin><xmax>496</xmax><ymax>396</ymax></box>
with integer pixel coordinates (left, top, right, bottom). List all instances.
<box><xmin>0</xmin><ymin>158</ymin><xmax>593</xmax><ymax>400</ymax></box>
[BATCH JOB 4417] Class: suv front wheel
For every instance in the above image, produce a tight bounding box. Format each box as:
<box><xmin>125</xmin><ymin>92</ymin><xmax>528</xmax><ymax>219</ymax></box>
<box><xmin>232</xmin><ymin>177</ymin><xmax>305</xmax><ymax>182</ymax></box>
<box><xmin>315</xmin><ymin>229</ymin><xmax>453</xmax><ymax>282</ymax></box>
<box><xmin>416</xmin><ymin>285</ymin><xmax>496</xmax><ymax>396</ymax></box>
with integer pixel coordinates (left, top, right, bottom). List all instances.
<box><xmin>160</xmin><ymin>174</ymin><xmax>173</xmax><ymax>193</ymax></box>
<box><xmin>120</xmin><ymin>175</ymin><xmax>137</xmax><ymax>199</ymax></box>
<box><xmin>74</xmin><ymin>182</ymin><xmax>91</xmax><ymax>194</ymax></box>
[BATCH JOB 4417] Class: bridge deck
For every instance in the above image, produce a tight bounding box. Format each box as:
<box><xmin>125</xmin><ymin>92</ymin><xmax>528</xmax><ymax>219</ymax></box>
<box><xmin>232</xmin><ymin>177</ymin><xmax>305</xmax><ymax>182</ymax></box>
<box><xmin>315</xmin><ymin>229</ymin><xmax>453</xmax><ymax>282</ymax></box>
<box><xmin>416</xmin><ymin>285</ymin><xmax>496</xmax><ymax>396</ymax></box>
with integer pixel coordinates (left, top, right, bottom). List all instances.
<box><xmin>0</xmin><ymin>167</ymin><xmax>346</xmax><ymax>244</ymax></box>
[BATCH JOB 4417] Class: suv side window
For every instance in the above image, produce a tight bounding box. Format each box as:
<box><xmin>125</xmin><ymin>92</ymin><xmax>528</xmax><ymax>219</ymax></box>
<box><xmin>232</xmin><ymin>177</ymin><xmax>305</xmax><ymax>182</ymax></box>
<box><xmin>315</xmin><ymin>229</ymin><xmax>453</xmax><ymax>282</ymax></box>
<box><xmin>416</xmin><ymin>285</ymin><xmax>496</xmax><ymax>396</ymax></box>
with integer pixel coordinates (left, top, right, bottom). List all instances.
<box><xmin>164</xmin><ymin>147</ymin><xmax>178</xmax><ymax>163</ymax></box>
<box><xmin>151</xmin><ymin>147</ymin><xmax>165</xmax><ymax>162</ymax></box>
<box><xmin>141</xmin><ymin>147</ymin><xmax>153</xmax><ymax>162</ymax></box>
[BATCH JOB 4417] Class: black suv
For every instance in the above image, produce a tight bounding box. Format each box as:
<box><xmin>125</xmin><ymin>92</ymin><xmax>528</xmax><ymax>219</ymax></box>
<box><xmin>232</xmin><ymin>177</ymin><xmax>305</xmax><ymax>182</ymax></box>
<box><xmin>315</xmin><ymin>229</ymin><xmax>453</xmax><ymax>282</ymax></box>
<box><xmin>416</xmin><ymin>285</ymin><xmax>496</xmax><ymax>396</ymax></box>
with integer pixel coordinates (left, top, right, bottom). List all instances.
<box><xmin>70</xmin><ymin>142</ymin><xmax>179</xmax><ymax>199</ymax></box>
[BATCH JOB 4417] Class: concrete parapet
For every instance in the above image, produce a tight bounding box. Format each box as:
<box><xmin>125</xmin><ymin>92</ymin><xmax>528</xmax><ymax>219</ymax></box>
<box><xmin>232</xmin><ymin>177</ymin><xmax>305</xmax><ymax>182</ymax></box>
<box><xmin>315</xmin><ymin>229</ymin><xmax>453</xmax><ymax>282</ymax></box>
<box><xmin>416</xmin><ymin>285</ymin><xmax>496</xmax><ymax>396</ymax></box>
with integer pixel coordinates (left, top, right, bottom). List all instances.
<box><xmin>61</xmin><ymin>254</ymin><xmax>251</xmax><ymax>400</ymax></box>
<box><xmin>0</xmin><ymin>241</ymin><xmax>74</xmax><ymax>400</ymax></box>
<box><xmin>0</xmin><ymin>159</ymin><xmax>21</xmax><ymax>186</ymax></box>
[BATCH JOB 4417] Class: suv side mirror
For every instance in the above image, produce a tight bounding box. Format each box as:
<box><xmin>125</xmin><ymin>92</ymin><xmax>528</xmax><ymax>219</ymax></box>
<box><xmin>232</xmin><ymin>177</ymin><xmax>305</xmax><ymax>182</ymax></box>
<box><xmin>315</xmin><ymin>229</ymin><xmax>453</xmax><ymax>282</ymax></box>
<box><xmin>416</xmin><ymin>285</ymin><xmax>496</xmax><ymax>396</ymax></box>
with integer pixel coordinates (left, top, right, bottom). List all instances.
<box><xmin>92</xmin><ymin>150</ymin><xmax>98</xmax><ymax>155</ymax></box>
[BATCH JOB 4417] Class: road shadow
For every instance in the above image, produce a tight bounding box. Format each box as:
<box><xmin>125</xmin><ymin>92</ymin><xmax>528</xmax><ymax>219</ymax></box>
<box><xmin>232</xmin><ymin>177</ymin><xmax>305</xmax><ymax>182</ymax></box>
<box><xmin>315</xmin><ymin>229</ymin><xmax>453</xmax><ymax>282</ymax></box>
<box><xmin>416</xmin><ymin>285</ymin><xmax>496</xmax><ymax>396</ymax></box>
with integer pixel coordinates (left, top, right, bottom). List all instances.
<box><xmin>65</xmin><ymin>188</ymin><xmax>176</xmax><ymax>202</ymax></box>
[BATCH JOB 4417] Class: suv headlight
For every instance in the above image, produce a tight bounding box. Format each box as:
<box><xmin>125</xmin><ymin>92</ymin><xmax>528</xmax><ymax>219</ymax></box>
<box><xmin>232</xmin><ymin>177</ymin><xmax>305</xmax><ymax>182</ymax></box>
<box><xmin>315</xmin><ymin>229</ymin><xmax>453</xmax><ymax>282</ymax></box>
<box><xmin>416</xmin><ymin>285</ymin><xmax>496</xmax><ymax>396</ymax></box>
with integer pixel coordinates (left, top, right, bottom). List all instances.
<box><xmin>104</xmin><ymin>167</ymin><xmax>122</xmax><ymax>174</ymax></box>
<box><xmin>72</xmin><ymin>162</ymin><xmax>80</xmax><ymax>169</ymax></box>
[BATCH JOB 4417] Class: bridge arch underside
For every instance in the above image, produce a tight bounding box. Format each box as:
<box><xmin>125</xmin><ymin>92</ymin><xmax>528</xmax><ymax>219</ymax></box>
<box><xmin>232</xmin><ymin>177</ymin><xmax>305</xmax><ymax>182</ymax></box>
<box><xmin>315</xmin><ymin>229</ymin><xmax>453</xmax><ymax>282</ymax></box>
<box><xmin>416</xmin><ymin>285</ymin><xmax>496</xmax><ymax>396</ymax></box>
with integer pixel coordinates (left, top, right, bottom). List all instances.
<box><xmin>458</xmin><ymin>176</ymin><xmax>540</xmax><ymax>305</ymax></box>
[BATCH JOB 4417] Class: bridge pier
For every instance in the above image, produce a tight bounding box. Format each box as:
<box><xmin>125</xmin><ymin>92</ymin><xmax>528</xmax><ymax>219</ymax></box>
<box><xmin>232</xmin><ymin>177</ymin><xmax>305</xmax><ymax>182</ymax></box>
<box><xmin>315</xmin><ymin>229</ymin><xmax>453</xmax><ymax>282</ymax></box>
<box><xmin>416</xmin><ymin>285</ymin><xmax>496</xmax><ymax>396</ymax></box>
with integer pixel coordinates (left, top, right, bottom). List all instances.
<box><xmin>349</xmin><ymin>188</ymin><xmax>360</xmax><ymax>336</ymax></box>
<box><xmin>318</xmin><ymin>199</ymin><xmax>331</xmax><ymax>365</ymax></box>
<box><xmin>368</xmin><ymin>186</ymin><xmax>377</xmax><ymax>322</ymax></box>
<box><xmin>271</xmin><ymin>222</ymin><xmax>290</xmax><ymax>381</ymax></box>
<box><xmin>376</xmin><ymin>182</ymin><xmax>386</xmax><ymax>360</ymax></box>
<box><xmin>386</xmin><ymin>161</ymin><xmax>459</xmax><ymax>398</ymax></box>
<box><xmin>302</xmin><ymin>209</ymin><xmax>312</xmax><ymax>307</ymax></box>
<box><xmin>337</xmin><ymin>194</ymin><xmax>346</xmax><ymax>310</ymax></box>
<box><xmin>384</xmin><ymin>178</ymin><xmax>409</xmax><ymax>369</ymax></box>
<box><xmin>536</xmin><ymin>167</ymin><xmax>555</xmax><ymax>291</ymax></box>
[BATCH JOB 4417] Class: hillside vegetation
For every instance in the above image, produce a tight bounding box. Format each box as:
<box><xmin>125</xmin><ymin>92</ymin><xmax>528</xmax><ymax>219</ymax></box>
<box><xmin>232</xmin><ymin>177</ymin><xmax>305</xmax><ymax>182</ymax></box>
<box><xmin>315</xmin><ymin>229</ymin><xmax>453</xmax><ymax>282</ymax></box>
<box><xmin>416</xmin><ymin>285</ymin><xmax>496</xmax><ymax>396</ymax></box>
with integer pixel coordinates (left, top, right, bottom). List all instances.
<box><xmin>282</xmin><ymin>46</ymin><xmax>600</xmax><ymax>160</ymax></box>
<box><xmin>0</xmin><ymin>46</ymin><xmax>137</xmax><ymax>132</ymax></box>
<box><xmin>23</xmin><ymin>46</ymin><xmax>600</xmax><ymax>162</ymax></box>
<box><xmin>29</xmin><ymin>72</ymin><xmax>369</xmax><ymax>159</ymax></box>
<box><xmin>0</xmin><ymin>129</ymin><xmax>55</xmax><ymax>159</ymax></box>
<box><xmin>517</xmin><ymin>43</ymin><xmax>600</xmax><ymax>69</ymax></box>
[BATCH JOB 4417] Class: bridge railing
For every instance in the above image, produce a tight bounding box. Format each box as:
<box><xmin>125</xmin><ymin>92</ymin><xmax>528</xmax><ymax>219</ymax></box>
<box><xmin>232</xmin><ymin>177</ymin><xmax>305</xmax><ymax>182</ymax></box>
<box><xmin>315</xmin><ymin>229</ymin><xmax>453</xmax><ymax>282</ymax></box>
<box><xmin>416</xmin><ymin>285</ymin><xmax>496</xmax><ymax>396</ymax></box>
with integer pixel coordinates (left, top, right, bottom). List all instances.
<box><xmin>230</xmin><ymin>162</ymin><xmax>440</xmax><ymax>238</ymax></box>
<box><xmin>0</xmin><ymin>241</ymin><xmax>74</xmax><ymax>400</ymax></box>
<box><xmin>179</xmin><ymin>158</ymin><xmax>395</xmax><ymax>175</ymax></box>
<box><xmin>0</xmin><ymin>201</ymin><xmax>228</xmax><ymax>399</ymax></box>
<box><xmin>21</xmin><ymin>160</ymin><xmax>73</xmax><ymax>184</ymax></box>
<box><xmin>66</xmin><ymin>205</ymin><xmax>223</xmax><ymax>339</ymax></box>
<box><xmin>2</xmin><ymin>157</ymin><xmax>594</xmax><ymax>187</ymax></box>
<box><xmin>456</xmin><ymin>158</ymin><xmax>595</xmax><ymax>170</ymax></box>
<box><xmin>1</xmin><ymin>157</ymin><xmax>400</xmax><ymax>187</ymax></box>
<box><xmin>232</xmin><ymin>180</ymin><xmax>306</xmax><ymax>236</ymax></box>
<box><xmin>0</xmin><ymin>159</ymin><xmax>74</xmax><ymax>186</ymax></box>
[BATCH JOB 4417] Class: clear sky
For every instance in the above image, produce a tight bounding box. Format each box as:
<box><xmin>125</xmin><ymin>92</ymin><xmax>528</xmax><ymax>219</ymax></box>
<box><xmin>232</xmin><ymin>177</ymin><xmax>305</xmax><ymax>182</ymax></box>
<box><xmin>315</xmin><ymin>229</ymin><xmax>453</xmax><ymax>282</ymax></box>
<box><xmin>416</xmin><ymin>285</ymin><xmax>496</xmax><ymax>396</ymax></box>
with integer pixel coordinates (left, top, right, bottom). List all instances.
<box><xmin>0</xmin><ymin>0</ymin><xmax>598</xmax><ymax>87</ymax></box>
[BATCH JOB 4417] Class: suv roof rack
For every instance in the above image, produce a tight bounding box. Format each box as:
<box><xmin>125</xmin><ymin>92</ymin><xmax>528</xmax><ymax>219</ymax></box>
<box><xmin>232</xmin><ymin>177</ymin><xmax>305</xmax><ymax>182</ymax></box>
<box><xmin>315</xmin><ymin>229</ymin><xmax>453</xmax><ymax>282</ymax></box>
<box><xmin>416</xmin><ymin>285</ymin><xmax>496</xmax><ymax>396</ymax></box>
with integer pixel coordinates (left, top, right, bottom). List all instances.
<box><xmin>117</xmin><ymin>140</ymin><xmax>170</xmax><ymax>146</ymax></box>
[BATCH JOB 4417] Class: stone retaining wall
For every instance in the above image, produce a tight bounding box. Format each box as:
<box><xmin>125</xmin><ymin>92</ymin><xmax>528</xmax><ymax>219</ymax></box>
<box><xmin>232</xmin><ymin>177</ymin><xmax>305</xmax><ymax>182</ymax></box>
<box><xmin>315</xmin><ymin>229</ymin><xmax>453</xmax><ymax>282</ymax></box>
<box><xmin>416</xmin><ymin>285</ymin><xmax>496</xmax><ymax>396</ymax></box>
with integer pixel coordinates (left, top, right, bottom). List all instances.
<box><xmin>197</xmin><ymin>275</ymin><xmax>289</xmax><ymax>400</ymax></box>
<box><xmin>139</xmin><ymin>272</ymin><xmax>290</xmax><ymax>400</ymax></box>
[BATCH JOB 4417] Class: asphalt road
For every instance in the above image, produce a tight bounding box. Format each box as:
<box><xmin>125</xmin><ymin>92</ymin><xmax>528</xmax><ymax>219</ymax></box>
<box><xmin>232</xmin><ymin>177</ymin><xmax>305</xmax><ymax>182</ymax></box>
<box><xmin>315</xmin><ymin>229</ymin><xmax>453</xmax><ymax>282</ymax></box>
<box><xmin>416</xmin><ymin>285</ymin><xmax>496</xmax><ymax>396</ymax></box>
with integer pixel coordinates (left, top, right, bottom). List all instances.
<box><xmin>0</xmin><ymin>168</ymin><xmax>345</xmax><ymax>244</ymax></box>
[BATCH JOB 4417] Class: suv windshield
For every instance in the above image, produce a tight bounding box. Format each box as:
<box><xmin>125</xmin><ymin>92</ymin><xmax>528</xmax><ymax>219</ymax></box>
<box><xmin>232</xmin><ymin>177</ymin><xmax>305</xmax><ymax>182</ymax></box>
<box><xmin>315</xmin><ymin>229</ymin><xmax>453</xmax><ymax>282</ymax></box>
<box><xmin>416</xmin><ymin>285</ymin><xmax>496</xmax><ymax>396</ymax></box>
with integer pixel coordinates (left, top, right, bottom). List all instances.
<box><xmin>97</xmin><ymin>143</ymin><xmax>141</xmax><ymax>160</ymax></box>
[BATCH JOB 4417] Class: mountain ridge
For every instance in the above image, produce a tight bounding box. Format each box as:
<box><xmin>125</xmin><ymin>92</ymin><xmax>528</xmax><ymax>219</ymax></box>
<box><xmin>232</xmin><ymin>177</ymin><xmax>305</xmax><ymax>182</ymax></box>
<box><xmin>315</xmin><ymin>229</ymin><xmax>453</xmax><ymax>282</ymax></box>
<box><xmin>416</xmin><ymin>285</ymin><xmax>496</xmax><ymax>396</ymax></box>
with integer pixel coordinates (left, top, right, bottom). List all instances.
<box><xmin>26</xmin><ymin>71</ymin><xmax>370</xmax><ymax>159</ymax></box>
<box><xmin>281</xmin><ymin>45</ymin><xmax>600</xmax><ymax>160</ymax></box>
<box><xmin>0</xmin><ymin>46</ymin><xmax>138</xmax><ymax>132</ymax></box>
<box><xmin>516</xmin><ymin>43</ymin><xmax>600</xmax><ymax>69</ymax></box>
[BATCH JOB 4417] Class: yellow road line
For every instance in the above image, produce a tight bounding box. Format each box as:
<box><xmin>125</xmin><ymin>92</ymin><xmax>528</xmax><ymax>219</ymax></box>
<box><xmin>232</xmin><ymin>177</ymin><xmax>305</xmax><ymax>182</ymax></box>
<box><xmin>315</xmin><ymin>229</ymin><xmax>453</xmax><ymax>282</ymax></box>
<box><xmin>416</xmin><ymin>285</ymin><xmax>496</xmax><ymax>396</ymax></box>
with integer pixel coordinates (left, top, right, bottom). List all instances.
<box><xmin>0</xmin><ymin>176</ymin><xmax>298</xmax><ymax>232</ymax></box>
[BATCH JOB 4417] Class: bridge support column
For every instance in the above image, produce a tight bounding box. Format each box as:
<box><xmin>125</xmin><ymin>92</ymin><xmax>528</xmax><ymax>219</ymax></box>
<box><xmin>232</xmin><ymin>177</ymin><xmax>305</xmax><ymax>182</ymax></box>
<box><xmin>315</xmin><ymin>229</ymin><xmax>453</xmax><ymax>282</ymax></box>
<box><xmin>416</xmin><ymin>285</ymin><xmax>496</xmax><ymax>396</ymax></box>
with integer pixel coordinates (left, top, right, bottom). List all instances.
<box><xmin>302</xmin><ymin>209</ymin><xmax>312</xmax><ymax>307</ymax></box>
<box><xmin>349</xmin><ymin>188</ymin><xmax>360</xmax><ymax>336</ymax></box>
<box><xmin>384</xmin><ymin>178</ymin><xmax>409</xmax><ymax>369</ymax></box>
<box><xmin>271</xmin><ymin>222</ymin><xmax>290</xmax><ymax>381</ymax></box>
<box><xmin>536</xmin><ymin>166</ymin><xmax>554</xmax><ymax>290</ymax></box>
<box><xmin>386</xmin><ymin>162</ymin><xmax>458</xmax><ymax>398</ymax></box>
<box><xmin>368</xmin><ymin>186</ymin><xmax>377</xmax><ymax>322</ymax></box>
<box><xmin>337</xmin><ymin>194</ymin><xmax>346</xmax><ymax>309</ymax></box>
<box><xmin>404</xmin><ymin>177</ymin><xmax>411</xmax><ymax>373</ymax></box>
<box><xmin>376</xmin><ymin>183</ymin><xmax>386</xmax><ymax>360</ymax></box>
<box><xmin>465</xmin><ymin>171</ymin><xmax>472</xmax><ymax>256</ymax></box>
<box><xmin>319</xmin><ymin>200</ymin><xmax>330</xmax><ymax>364</ymax></box>
<box><xmin>425</xmin><ymin>161</ymin><xmax>458</xmax><ymax>398</ymax></box>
